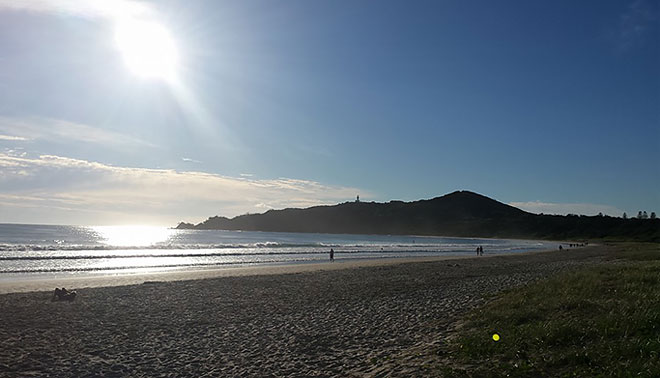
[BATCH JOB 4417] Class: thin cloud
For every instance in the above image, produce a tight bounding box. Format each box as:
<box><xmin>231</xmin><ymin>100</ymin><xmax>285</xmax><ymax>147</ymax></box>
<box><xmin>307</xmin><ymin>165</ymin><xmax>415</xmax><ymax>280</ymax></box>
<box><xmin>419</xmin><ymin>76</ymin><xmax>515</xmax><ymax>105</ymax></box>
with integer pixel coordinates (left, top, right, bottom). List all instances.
<box><xmin>618</xmin><ymin>0</ymin><xmax>659</xmax><ymax>50</ymax></box>
<box><xmin>0</xmin><ymin>134</ymin><xmax>28</xmax><ymax>141</ymax></box>
<box><xmin>0</xmin><ymin>117</ymin><xmax>155</xmax><ymax>148</ymax></box>
<box><xmin>509</xmin><ymin>201</ymin><xmax>624</xmax><ymax>217</ymax></box>
<box><xmin>182</xmin><ymin>157</ymin><xmax>202</xmax><ymax>164</ymax></box>
<box><xmin>0</xmin><ymin>0</ymin><xmax>154</xmax><ymax>20</ymax></box>
<box><xmin>0</xmin><ymin>153</ymin><xmax>367</xmax><ymax>225</ymax></box>
<box><xmin>1</xmin><ymin>148</ymin><xmax>27</xmax><ymax>158</ymax></box>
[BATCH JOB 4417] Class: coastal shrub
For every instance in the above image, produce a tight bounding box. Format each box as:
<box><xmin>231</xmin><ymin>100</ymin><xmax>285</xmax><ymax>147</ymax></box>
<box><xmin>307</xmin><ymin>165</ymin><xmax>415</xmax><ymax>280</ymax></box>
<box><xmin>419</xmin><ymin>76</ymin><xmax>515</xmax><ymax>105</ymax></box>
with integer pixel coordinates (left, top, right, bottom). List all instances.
<box><xmin>444</xmin><ymin>244</ymin><xmax>660</xmax><ymax>377</ymax></box>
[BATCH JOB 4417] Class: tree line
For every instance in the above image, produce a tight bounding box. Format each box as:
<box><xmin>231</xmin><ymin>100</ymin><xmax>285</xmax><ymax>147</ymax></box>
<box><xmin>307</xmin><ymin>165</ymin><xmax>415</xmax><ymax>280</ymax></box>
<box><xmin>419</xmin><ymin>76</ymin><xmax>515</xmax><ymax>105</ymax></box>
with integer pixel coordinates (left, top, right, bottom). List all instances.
<box><xmin>621</xmin><ymin>211</ymin><xmax>656</xmax><ymax>220</ymax></box>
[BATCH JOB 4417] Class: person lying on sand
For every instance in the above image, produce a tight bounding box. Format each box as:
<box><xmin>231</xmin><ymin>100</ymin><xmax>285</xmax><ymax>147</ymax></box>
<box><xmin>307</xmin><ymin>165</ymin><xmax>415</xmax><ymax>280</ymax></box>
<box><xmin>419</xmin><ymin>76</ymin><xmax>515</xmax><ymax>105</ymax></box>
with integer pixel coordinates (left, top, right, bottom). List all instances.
<box><xmin>52</xmin><ymin>287</ymin><xmax>77</xmax><ymax>302</ymax></box>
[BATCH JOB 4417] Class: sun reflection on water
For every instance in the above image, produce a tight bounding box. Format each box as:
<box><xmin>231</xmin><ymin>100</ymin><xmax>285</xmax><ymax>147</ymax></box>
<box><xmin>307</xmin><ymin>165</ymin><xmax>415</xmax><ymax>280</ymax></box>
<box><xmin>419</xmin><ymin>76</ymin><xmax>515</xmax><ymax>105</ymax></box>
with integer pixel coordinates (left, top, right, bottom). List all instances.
<box><xmin>92</xmin><ymin>225</ymin><xmax>175</xmax><ymax>247</ymax></box>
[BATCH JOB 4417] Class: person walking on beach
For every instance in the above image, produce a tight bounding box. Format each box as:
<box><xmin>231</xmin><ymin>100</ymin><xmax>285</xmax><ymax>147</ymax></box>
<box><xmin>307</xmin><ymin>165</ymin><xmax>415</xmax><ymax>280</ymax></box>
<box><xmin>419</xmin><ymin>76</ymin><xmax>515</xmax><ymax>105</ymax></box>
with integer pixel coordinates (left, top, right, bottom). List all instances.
<box><xmin>476</xmin><ymin>246</ymin><xmax>480</xmax><ymax>256</ymax></box>
<box><xmin>330</xmin><ymin>248</ymin><xmax>334</xmax><ymax>261</ymax></box>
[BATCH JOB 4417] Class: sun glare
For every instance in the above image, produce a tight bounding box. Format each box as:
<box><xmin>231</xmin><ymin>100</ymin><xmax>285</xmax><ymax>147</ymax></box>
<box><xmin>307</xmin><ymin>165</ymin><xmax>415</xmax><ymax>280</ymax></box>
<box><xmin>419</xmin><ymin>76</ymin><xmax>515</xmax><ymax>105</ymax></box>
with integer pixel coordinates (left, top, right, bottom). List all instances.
<box><xmin>93</xmin><ymin>225</ymin><xmax>175</xmax><ymax>247</ymax></box>
<box><xmin>114</xmin><ymin>19</ymin><xmax>179</xmax><ymax>81</ymax></box>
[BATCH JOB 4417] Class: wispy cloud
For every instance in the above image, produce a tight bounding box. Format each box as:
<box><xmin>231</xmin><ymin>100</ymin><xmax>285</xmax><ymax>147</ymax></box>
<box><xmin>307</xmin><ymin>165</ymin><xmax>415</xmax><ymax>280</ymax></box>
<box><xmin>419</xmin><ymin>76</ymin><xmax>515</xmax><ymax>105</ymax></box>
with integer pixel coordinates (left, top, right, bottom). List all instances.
<box><xmin>0</xmin><ymin>0</ymin><xmax>154</xmax><ymax>20</ymax></box>
<box><xmin>509</xmin><ymin>201</ymin><xmax>624</xmax><ymax>217</ymax></box>
<box><xmin>618</xmin><ymin>0</ymin><xmax>659</xmax><ymax>50</ymax></box>
<box><xmin>0</xmin><ymin>153</ymin><xmax>366</xmax><ymax>225</ymax></box>
<box><xmin>0</xmin><ymin>117</ymin><xmax>154</xmax><ymax>148</ymax></box>
<box><xmin>182</xmin><ymin>157</ymin><xmax>202</xmax><ymax>164</ymax></box>
<box><xmin>0</xmin><ymin>134</ymin><xmax>28</xmax><ymax>141</ymax></box>
<box><xmin>2</xmin><ymin>147</ymin><xmax>27</xmax><ymax>158</ymax></box>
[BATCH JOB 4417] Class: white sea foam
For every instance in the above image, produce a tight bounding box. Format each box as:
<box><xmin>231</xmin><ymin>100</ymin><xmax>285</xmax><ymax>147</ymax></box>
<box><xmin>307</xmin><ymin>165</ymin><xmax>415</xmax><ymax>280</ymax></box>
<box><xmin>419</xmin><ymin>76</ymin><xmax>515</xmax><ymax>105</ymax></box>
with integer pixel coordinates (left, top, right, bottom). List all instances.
<box><xmin>0</xmin><ymin>224</ymin><xmax>554</xmax><ymax>275</ymax></box>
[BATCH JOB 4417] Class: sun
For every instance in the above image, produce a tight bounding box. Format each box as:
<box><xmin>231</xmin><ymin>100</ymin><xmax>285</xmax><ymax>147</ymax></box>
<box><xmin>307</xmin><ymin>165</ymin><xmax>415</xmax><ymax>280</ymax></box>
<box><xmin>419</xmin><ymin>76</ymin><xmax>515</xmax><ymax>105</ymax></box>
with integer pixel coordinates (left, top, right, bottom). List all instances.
<box><xmin>114</xmin><ymin>19</ymin><xmax>179</xmax><ymax>81</ymax></box>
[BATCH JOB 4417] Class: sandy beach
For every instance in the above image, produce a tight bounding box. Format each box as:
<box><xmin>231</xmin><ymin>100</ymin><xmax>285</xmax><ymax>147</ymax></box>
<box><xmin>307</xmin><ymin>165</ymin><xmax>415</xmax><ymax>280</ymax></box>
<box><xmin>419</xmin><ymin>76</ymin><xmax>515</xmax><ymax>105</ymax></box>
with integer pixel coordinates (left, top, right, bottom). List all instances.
<box><xmin>0</xmin><ymin>246</ymin><xmax>608</xmax><ymax>377</ymax></box>
<box><xmin>0</xmin><ymin>255</ymin><xmax>482</xmax><ymax>295</ymax></box>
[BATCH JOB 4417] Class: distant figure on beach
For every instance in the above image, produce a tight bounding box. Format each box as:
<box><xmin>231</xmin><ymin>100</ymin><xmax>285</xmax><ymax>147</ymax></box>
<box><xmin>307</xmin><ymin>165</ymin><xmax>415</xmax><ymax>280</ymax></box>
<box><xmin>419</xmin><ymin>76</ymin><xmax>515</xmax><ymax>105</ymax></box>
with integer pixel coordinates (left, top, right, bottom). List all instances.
<box><xmin>52</xmin><ymin>287</ymin><xmax>76</xmax><ymax>302</ymax></box>
<box><xmin>476</xmin><ymin>247</ymin><xmax>480</xmax><ymax>256</ymax></box>
<box><xmin>480</xmin><ymin>246</ymin><xmax>484</xmax><ymax>256</ymax></box>
<box><xmin>559</xmin><ymin>245</ymin><xmax>563</xmax><ymax>251</ymax></box>
<box><xmin>330</xmin><ymin>248</ymin><xmax>334</xmax><ymax>261</ymax></box>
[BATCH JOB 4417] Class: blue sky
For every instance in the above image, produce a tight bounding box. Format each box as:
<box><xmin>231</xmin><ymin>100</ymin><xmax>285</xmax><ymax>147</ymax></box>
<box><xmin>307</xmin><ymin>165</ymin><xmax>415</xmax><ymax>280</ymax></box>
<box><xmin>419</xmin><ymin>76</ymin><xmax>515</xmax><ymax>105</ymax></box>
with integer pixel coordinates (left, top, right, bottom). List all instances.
<box><xmin>0</xmin><ymin>0</ymin><xmax>658</xmax><ymax>225</ymax></box>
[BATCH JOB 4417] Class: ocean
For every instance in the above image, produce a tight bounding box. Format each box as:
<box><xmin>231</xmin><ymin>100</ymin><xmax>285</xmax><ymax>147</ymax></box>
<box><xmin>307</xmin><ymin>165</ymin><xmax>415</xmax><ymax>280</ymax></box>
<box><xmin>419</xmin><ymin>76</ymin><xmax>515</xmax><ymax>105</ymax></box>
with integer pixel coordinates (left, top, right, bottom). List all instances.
<box><xmin>0</xmin><ymin>223</ymin><xmax>554</xmax><ymax>278</ymax></box>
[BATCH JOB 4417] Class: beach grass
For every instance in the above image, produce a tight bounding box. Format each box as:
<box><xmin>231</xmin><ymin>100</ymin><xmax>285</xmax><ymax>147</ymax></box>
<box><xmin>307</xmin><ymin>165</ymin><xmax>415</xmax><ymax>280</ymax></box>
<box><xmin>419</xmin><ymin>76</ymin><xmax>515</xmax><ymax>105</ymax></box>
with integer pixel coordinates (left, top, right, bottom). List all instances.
<box><xmin>442</xmin><ymin>243</ymin><xmax>660</xmax><ymax>377</ymax></box>
<box><xmin>609</xmin><ymin>242</ymin><xmax>660</xmax><ymax>261</ymax></box>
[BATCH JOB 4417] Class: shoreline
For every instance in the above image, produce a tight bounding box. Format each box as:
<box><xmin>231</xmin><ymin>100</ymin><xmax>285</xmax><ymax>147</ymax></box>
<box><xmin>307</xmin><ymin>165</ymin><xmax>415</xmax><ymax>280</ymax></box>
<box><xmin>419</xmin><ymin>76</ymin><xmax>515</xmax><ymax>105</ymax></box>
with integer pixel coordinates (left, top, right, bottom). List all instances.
<box><xmin>0</xmin><ymin>248</ymin><xmax>563</xmax><ymax>294</ymax></box>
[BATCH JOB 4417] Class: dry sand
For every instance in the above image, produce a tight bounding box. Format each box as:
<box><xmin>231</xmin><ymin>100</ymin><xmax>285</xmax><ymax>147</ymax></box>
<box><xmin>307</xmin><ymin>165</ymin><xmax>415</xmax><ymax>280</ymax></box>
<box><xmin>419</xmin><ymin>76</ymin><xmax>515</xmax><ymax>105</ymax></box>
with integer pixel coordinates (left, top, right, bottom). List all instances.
<box><xmin>0</xmin><ymin>246</ymin><xmax>608</xmax><ymax>377</ymax></box>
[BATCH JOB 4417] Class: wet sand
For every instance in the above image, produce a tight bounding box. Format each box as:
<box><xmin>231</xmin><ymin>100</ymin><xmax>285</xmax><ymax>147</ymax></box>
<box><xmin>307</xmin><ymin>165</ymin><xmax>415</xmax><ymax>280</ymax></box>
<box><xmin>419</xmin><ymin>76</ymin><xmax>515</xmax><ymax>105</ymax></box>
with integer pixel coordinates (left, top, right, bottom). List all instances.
<box><xmin>0</xmin><ymin>246</ymin><xmax>607</xmax><ymax>377</ymax></box>
<box><xmin>0</xmin><ymin>255</ymin><xmax>481</xmax><ymax>295</ymax></box>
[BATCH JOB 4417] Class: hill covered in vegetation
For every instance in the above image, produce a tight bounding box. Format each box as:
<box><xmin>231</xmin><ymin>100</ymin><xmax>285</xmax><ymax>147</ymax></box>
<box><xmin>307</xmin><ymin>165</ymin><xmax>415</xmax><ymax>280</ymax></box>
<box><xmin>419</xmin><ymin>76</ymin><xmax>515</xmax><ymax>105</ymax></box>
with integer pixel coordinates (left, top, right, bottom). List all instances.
<box><xmin>177</xmin><ymin>191</ymin><xmax>660</xmax><ymax>242</ymax></box>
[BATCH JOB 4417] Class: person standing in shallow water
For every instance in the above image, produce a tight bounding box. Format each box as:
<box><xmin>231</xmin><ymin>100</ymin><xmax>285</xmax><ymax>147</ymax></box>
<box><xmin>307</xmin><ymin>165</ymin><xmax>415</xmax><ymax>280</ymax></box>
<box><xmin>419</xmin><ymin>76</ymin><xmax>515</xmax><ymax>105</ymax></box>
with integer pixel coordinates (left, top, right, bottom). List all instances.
<box><xmin>330</xmin><ymin>248</ymin><xmax>334</xmax><ymax>261</ymax></box>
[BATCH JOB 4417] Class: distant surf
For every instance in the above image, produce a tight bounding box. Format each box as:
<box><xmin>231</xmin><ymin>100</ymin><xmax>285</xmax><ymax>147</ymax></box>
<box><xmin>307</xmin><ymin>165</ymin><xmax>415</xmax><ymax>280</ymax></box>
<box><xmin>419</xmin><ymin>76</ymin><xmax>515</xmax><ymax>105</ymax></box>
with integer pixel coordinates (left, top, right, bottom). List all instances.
<box><xmin>0</xmin><ymin>224</ymin><xmax>553</xmax><ymax>276</ymax></box>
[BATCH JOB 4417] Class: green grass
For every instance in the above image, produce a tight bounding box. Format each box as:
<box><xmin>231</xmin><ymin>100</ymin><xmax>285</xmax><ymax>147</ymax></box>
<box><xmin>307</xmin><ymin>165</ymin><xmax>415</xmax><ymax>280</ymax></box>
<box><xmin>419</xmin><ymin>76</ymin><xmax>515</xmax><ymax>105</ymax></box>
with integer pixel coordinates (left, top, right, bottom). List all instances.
<box><xmin>442</xmin><ymin>244</ymin><xmax>660</xmax><ymax>377</ymax></box>
<box><xmin>609</xmin><ymin>242</ymin><xmax>660</xmax><ymax>261</ymax></box>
